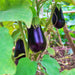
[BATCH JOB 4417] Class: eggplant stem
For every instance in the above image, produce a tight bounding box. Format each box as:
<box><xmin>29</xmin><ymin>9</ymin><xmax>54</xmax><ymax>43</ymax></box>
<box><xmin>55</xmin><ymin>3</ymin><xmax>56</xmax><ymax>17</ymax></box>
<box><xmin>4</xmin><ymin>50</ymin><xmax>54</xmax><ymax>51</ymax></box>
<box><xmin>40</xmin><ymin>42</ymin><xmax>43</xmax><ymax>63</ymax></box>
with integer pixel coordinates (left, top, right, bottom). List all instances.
<box><xmin>18</xmin><ymin>21</ymin><xmax>29</xmax><ymax>57</ymax></box>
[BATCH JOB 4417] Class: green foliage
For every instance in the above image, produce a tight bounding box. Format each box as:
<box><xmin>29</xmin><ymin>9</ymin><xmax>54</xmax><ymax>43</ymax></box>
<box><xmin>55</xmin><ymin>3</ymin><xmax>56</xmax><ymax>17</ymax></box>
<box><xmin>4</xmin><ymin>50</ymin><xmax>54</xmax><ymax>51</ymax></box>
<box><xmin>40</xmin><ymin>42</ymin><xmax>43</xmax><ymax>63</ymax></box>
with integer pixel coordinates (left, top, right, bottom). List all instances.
<box><xmin>69</xmin><ymin>26</ymin><xmax>75</xmax><ymax>43</ymax></box>
<box><xmin>62</xmin><ymin>4</ymin><xmax>75</xmax><ymax>44</ymax></box>
<box><xmin>43</xmin><ymin>0</ymin><xmax>52</xmax><ymax>12</ymax></box>
<box><xmin>0</xmin><ymin>0</ymin><xmax>32</xmax><ymax>10</ymax></box>
<box><xmin>30</xmin><ymin>7</ymin><xmax>37</xmax><ymax>18</ymax></box>
<box><xmin>11</xmin><ymin>29</ymin><xmax>20</xmax><ymax>41</ymax></box>
<box><xmin>58</xmin><ymin>28</ymin><xmax>68</xmax><ymax>44</ymax></box>
<box><xmin>0</xmin><ymin>0</ymin><xmax>75</xmax><ymax>75</ymax></box>
<box><xmin>40</xmin><ymin>18</ymin><xmax>47</xmax><ymax>26</ymax></box>
<box><xmin>0</xmin><ymin>27</ymin><xmax>16</xmax><ymax>74</ymax></box>
<box><xmin>0</xmin><ymin>0</ymin><xmax>33</xmax><ymax>28</ymax></box>
<box><xmin>40</xmin><ymin>55</ymin><xmax>60</xmax><ymax>75</ymax></box>
<box><xmin>60</xmin><ymin>68</ymin><xmax>75</xmax><ymax>75</ymax></box>
<box><xmin>15</xmin><ymin>57</ymin><xmax>37</xmax><ymax>75</ymax></box>
<box><xmin>2</xmin><ymin>21</ymin><xmax>19</xmax><ymax>35</ymax></box>
<box><xmin>67</xmin><ymin>20</ymin><xmax>75</xmax><ymax>26</ymax></box>
<box><xmin>0</xmin><ymin>6</ymin><xmax>32</xmax><ymax>28</ymax></box>
<box><xmin>47</xmin><ymin>47</ymin><xmax>55</xmax><ymax>56</ymax></box>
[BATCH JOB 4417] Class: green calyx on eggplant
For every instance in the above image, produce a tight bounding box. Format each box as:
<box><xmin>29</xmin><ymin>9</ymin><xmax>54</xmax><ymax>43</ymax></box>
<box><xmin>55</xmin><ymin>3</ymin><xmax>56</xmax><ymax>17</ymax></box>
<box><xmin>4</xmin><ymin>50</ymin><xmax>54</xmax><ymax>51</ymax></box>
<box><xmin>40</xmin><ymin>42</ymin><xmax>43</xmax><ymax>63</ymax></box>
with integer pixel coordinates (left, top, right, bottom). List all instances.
<box><xmin>14</xmin><ymin>39</ymin><xmax>25</xmax><ymax>59</ymax></box>
<box><xmin>52</xmin><ymin>7</ymin><xmax>65</xmax><ymax>29</ymax></box>
<box><xmin>28</xmin><ymin>25</ymin><xmax>46</xmax><ymax>52</ymax></box>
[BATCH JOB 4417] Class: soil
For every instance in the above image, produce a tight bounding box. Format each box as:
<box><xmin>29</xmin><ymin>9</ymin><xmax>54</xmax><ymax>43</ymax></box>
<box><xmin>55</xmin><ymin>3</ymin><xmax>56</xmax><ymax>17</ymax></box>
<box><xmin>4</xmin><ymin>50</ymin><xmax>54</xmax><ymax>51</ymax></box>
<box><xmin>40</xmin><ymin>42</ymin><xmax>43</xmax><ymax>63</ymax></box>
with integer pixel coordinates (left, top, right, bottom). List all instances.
<box><xmin>51</xmin><ymin>46</ymin><xmax>75</xmax><ymax>72</ymax></box>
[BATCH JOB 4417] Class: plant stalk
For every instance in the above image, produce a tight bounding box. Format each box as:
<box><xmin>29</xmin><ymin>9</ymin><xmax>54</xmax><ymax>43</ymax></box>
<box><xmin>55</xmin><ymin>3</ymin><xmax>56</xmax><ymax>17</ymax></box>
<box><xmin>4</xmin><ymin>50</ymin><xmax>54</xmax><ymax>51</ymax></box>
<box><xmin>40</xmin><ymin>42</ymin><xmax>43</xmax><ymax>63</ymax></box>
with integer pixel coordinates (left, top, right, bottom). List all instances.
<box><xmin>36</xmin><ymin>0</ymin><xmax>40</xmax><ymax>16</ymax></box>
<box><xmin>18</xmin><ymin>21</ymin><xmax>29</xmax><ymax>57</ymax></box>
<box><xmin>56</xmin><ymin>29</ymin><xmax>64</xmax><ymax>46</ymax></box>
<box><xmin>44</xmin><ymin>2</ymin><xmax>57</xmax><ymax>32</ymax></box>
<box><xmin>63</xmin><ymin>25</ymin><xmax>75</xmax><ymax>54</ymax></box>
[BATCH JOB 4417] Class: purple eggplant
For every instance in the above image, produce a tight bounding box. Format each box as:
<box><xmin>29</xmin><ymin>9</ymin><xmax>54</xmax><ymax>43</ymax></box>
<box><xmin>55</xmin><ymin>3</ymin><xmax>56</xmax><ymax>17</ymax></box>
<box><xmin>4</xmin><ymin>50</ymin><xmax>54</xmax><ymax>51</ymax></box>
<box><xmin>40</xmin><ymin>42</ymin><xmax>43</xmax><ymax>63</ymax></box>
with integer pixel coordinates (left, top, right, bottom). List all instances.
<box><xmin>14</xmin><ymin>39</ymin><xmax>25</xmax><ymax>65</ymax></box>
<box><xmin>52</xmin><ymin>7</ymin><xmax>65</xmax><ymax>29</ymax></box>
<box><xmin>28</xmin><ymin>25</ymin><xmax>46</xmax><ymax>52</ymax></box>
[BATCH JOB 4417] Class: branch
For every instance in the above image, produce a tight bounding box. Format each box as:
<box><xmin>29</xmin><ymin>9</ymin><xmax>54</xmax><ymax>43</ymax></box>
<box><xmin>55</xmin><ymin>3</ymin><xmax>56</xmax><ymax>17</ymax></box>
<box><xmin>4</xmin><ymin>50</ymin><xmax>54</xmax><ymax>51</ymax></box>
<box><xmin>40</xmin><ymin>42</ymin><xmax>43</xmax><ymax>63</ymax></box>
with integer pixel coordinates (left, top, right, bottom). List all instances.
<box><xmin>39</xmin><ymin>0</ymin><xmax>48</xmax><ymax>4</ymax></box>
<box><xmin>36</xmin><ymin>0</ymin><xmax>40</xmax><ymax>16</ymax></box>
<box><xmin>56</xmin><ymin>29</ymin><xmax>64</xmax><ymax>46</ymax></box>
<box><xmin>63</xmin><ymin>25</ymin><xmax>75</xmax><ymax>54</ymax></box>
<box><xmin>18</xmin><ymin>21</ymin><xmax>29</xmax><ymax>57</ymax></box>
<box><xmin>37</xmin><ymin>0</ymin><xmax>49</xmax><ymax>16</ymax></box>
<box><xmin>44</xmin><ymin>2</ymin><xmax>57</xmax><ymax>31</ymax></box>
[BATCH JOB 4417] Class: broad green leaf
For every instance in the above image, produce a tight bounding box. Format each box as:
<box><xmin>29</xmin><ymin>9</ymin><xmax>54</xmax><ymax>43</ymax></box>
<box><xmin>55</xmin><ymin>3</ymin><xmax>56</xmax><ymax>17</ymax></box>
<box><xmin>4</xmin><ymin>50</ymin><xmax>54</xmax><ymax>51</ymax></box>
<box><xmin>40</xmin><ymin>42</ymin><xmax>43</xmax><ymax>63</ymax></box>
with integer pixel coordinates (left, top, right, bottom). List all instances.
<box><xmin>47</xmin><ymin>47</ymin><xmax>55</xmax><ymax>56</ymax></box>
<box><xmin>60</xmin><ymin>70</ymin><xmax>68</xmax><ymax>75</ymax></box>
<box><xmin>15</xmin><ymin>57</ymin><xmax>37</xmax><ymax>75</ymax></box>
<box><xmin>40</xmin><ymin>55</ymin><xmax>60</xmax><ymax>75</ymax></box>
<box><xmin>0</xmin><ymin>0</ymin><xmax>32</xmax><ymax>11</ymax></box>
<box><xmin>0</xmin><ymin>27</ymin><xmax>16</xmax><ymax>74</ymax></box>
<box><xmin>60</xmin><ymin>68</ymin><xmax>75</xmax><ymax>75</ymax></box>
<box><xmin>0</xmin><ymin>6</ymin><xmax>32</xmax><ymax>28</ymax></box>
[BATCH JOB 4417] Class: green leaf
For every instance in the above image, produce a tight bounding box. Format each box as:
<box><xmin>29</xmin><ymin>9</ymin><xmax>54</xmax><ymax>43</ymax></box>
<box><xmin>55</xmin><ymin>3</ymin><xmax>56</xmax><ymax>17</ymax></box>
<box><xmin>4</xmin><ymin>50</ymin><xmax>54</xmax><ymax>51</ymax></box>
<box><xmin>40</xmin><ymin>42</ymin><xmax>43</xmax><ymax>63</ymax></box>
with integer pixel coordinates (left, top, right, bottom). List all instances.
<box><xmin>55</xmin><ymin>0</ymin><xmax>61</xmax><ymax>2</ymax></box>
<box><xmin>2</xmin><ymin>21</ymin><xmax>18</xmax><ymax>35</ymax></box>
<box><xmin>0</xmin><ymin>0</ymin><xmax>32</xmax><ymax>11</ymax></box>
<box><xmin>47</xmin><ymin>47</ymin><xmax>55</xmax><ymax>56</ymax></box>
<box><xmin>40</xmin><ymin>54</ymin><xmax>60</xmax><ymax>75</ymax></box>
<box><xmin>30</xmin><ymin>7</ymin><xmax>40</xmax><ymax>25</ymax></box>
<box><xmin>11</xmin><ymin>29</ymin><xmax>20</xmax><ymax>41</ymax></box>
<box><xmin>60</xmin><ymin>70</ymin><xmax>68</xmax><ymax>75</ymax></box>
<box><xmin>60</xmin><ymin>68</ymin><xmax>75</xmax><ymax>75</ymax></box>
<box><xmin>0</xmin><ymin>27</ymin><xmax>16</xmax><ymax>74</ymax></box>
<box><xmin>0</xmin><ymin>6</ymin><xmax>32</xmax><ymax>28</ymax></box>
<box><xmin>30</xmin><ymin>7</ymin><xmax>37</xmax><ymax>17</ymax></box>
<box><xmin>15</xmin><ymin>57</ymin><xmax>37</xmax><ymax>75</ymax></box>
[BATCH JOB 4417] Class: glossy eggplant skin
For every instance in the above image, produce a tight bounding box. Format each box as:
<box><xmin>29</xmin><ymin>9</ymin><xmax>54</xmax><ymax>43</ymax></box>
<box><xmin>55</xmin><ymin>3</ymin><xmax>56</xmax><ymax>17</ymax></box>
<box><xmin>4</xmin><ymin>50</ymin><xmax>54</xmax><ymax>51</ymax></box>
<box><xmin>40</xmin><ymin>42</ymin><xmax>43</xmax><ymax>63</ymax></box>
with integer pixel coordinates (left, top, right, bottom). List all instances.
<box><xmin>14</xmin><ymin>39</ymin><xmax>25</xmax><ymax>59</ymax></box>
<box><xmin>52</xmin><ymin>7</ymin><xmax>65</xmax><ymax>29</ymax></box>
<box><xmin>28</xmin><ymin>25</ymin><xmax>46</xmax><ymax>52</ymax></box>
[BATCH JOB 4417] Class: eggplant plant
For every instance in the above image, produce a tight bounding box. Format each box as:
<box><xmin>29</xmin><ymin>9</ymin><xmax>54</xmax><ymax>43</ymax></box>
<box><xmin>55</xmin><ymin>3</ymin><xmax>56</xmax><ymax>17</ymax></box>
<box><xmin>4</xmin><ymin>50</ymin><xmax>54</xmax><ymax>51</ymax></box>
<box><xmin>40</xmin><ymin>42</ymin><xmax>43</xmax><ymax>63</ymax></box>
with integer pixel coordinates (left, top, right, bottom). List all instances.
<box><xmin>0</xmin><ymin>0</ymin><xmax>75</xmax><ymax>75</ymax></box>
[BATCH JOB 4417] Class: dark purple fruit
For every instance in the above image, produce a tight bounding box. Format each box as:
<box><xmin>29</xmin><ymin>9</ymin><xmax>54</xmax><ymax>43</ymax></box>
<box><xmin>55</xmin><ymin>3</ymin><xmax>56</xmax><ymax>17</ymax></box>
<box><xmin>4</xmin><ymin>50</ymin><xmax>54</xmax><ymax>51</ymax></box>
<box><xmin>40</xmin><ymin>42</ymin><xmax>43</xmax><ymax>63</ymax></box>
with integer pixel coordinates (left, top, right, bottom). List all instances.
<box><xmin>14</xmin><ymin>39</ymin><xmax>25</xmax><ymax>59</ymax></box>
<box><xmin>28</xmin><ymin>25</ymin><xmax>46</xmax><ymax>52</ymax></box>
<box><xmin>14</xmin><ymin>39</ymin><xmax>25</xmax><ymax>65</ymax></box>
<box><xmin>52</xmin><ymin>7</ymin><xmax>65</xmax><ymax>29</ymax></box>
